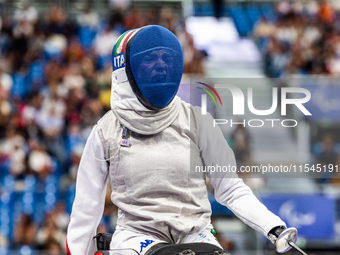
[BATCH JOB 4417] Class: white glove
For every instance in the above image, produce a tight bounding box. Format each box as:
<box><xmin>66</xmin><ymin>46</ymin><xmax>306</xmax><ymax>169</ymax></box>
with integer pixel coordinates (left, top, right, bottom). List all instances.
<box><xmin>268</xmin><ymin>226</ymin><xmax>298</xmax><ymax>253</ymax></box>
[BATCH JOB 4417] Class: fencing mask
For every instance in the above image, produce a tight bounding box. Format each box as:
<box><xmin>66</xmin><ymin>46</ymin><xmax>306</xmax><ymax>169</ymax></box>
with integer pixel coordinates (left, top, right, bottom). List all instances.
<box><xmin>112</xmin><ymin>25</ymin><xmax>183</xmax><ymax>111</ymax></box>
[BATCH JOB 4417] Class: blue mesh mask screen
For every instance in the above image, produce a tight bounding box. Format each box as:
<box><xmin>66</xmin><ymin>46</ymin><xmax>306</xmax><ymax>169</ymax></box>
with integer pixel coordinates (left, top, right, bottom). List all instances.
<box><xmin>128</xmin><ymin>26</ymin><xmax>184</xmax><ymax>108</ymax></box>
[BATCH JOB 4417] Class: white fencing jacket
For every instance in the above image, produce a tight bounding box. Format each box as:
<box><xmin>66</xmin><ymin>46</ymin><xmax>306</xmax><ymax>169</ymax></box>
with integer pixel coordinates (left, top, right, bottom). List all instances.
<box><xmin>66</xmin><ymin>69</ymin><xmax>285</xmax><ymax>255</ymax></box>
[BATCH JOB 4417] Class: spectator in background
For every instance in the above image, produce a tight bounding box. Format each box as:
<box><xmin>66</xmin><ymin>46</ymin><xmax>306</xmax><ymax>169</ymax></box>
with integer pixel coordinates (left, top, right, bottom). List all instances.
<box><xmin>0</xmin><ymin>233</ymin><xmax>8</xmax><ymax>250</ymax></box>
<box><xmin>93</xmin><ymin>25</ymin><xmax>119</xmax><ymax>67</ymax></box>
<box><xmin>28</xmin><ymin>147</ymin><xmax>52</xmax><ymax>179</ymax></box>
<box><xmin>13</xmin><ymin>0</ymin><xmax>37</xmax><ymax>40</ymax></box>
<box><xmin>0</xmin><ymin>61</ymin><xmax>13</xmax><ymax>94</ymax></box>
<box><xmin>318</xmin><ymin>134</ymin><xmax>338</xmax><ymax>182</ymax></box>
<box><xmin>64</xmin><ymin>39</ymin><xmax>85</xmax><ymax>64</ymax></box>
<box><xmin>68</xmin><ymin>144</ymin><xmax>83</xmax><ymax>181</ymax></box>
<box><xmin>145</xmin><ymin>7</ymin><xmax>159</xmax><ymax>26</ymax></box>
<box><xmin>319</xmin><ymin>0</ymin><xmax>334</xmax><ymax>24</ymax></box>
<box><xmin>292</xmin><ymin>0</ymin><xmax>304</xmax><ymax>16</ymax></box>
<box><xmin>9</xmin><ymin>135</ymin><xmax>26</xmax><ymax>178</ymax></box>
<box><xmin>178</xmin><ymin>25</ymin><xmax>206</xmax><ymax>76</ymax></box>
<box><xmin>0</xmin><ymin>90</ymin><xmax>12</xmax><ymax>132</ymax></box>
<box><xmin>230</xmin><ymin>123</ymin><xmax>251</xmax><ymax>167</ymax></box>
<box><xmin>13</xmin><ymin>214</ymin><xmax>37</xmax><ymax>248</ymax></box>
<box><xmin>274</xmin><ymin>17</ymin><xmax>298</xmax><ymax>45</ymax></box>
<box><xmin>254</xmin><ymin>17</ymin><xmax>275</xmax><ymax>41</ymax></box>
<box><xmin>37</xmin><ymin>82</ymin><xmax>66</xmax><ymax>138</ymax></box>
<box><xmin>36</xmin><ymin>213</ymin><xmax>66</xmax><ymax>251</ymax></box>
<box><xmin>277</xmin><ymin>0</ymin><xmax>291</xmax><ymax>18</ymax></box>
<box><xmin>81</xmin><ymin>57</ymin><xmax>98</xmax><ymax>90</ymax></box>
<box><xmin>14</xmin><ymin>0</ymin><xmax>38</xmax><ymax>25</ymax></box>
<box><xmin>44</xmin><ymin>4</ymin><xmax>67</xmax><ymax>35</ymax></box>
<box><xmin>160</xmin><ymin>7</ymin><xmax>178</xmax><ymax>33</ymax></box>
<box><xmin>331</xmin><ymin>154</ymin><xmax>340</xmax><ymax>185</ymax></box>
<box><xmin>258</xmin><ymin>0</ymin><xmax>340</xmax><ymax>77</ymax></box>
<box><xmin>51</xmin><ymin>202</ymin><xmax>70</xmax><ymax>232</ymax></box>
<box><xmin>76</xmin><ymin>4</ymin><xmax>100</xmax><ymax>51</ymax></box>
<box><xmin>253</xmin><ymin>17</ymin><xmax>275</xmax><ymax>55</ymax></box>
<box><xmin>263</xmin><ymin>38</ymin><xmax>289</xmax><ymax>77</ymax></box>
<box><xmin>124</xmin><ymin>6</ymin><xmax>145</xmax><ymax>30</ymax></box>
<box><xmin>63</xmin><ymin>63</ymin><xmax>86</xmax><ymax>91</ymax></box>
<box><xmin>21</xmin><ymin>92</ymin><xmax>43</xmax><ymax>134</ymax></box>
<box><xmin>238</xmin><ymin>152</ymin><xmax>265</xmax><ymax>192</ymax></box>
<box><xmin>42</xmin><ymin>239</ymin><xmax>63</xmax><ymax>255</ymax></box>
<box><xmin>12</xmin><ymin>18</ymin><xmax>34</xmax><ymax>40</ymax></box>
<box><xmin>0</xmin><ymin>126</ymin><xmax>25</xmax><ymax>167</ymax></box>
<box><xmin>0</xmin><ymin>61</ymin><xmax>13</xmax><ymax>134</ymax></box>
<box><xmin>109</xmin><ymin>0</ymin><xmax>131</xmax><ymax>12</ymax></box>
<box><xmin>306</xmin><ymin>0</ymin><xmax>320</xmax><ymax>18</ymax></box>
<box><xmin>108</xmin><ymin>8</ymin><xmax>125</xmax><ymax>34</ymax></box>
<box><xmin>65</xmin><ymin>87</ymin><xmax>85</xmax><ymax>126</ymax></box>
<box><xmin>97</xmin><ymin>63</ymin><xmax>113</xmax><ymax>110</ymax></box>
<box><xmin>212</xmin><ymin>0</ymin><xmax>224</xmax><ymax>20</ymax></box>
<box><xmin>77</xmin><ymin>4</ymin><xmax>99</xmax><ymax>29</ymax></box>
<box><xmin>43</xmin><ymin>33</ymin><xmax>68</xmax><ymax>62</ymax></box>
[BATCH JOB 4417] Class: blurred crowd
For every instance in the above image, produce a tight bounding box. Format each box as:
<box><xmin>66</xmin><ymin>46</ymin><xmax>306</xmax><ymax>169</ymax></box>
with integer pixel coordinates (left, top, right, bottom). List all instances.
<box><xmin>228</xmin><ymin>124</ymin><xmax>265</xmax><ymax>191</ymax></box>
<box><xmin>3</xmin><ymin>0</ymin><xmax>340</xmax><ymax>253</ymax></box>
<box><xmin>254</xmin><ymin>0</ymin><xmax>340</xmax><ymax>77</ymax></box>
<box><xmin>253</xmin><ymin>0</ymin><xmax>340</xmax><ymax>184</ymax></box>
<box><xmin>0</xmin><ymin>2</ymin><xmax>206</xmax><ymax>252</ymax></box>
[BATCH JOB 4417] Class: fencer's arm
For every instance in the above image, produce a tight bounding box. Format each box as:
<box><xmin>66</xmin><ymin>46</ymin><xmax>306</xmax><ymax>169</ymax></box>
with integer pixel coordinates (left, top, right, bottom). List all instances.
<box><xmin>66</xmin><ymin>126</ymin><xmax>109</xmax><ymax>255</ymax></box>
<box><xmin>197</xmin><ymin>112</ymin><xmax>286</xmax><ymax>237</ymax></box>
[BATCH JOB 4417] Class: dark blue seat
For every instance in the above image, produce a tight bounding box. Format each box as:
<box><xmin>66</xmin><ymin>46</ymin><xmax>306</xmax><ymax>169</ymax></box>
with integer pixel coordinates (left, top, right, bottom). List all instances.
<box><xmin>229</xmin><ymin>5</ymin><xmax>252</xmax><ymax>37</ymax></box>
<box><xmin>261</xmin><ymin>4</ymin><xmax>277</xmax><ymax>22</ymax></box>
<box><xmin>79</xmin><ymin>26</ymin><xmax>97</xmax><ymax>48</ymax></box>
<box><xmin>246</xmin><ymin>5</ymin><xmax>262</xmax><ymax>29</ymax></box>
<box><xmin>29</xmin><ymin>61</ymin><xmax>45</xmax><ymax>89</ymax></box>
<box><xmin>67</xmin><ymin>184</ymin><xmax>76</xmax><ymax>214</ymax></box>
<box><xmin>11</xmin><ymin>72</ymin><xmax>30</xmax><ymax>99</ymax></box>
<box><xmin>44</xmin><ymin>175</ymin><xmax>58</xmax><ymax>212</ymax></box>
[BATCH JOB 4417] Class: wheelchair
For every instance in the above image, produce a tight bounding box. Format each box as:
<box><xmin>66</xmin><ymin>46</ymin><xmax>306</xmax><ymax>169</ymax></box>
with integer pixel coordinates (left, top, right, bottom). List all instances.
<box><xmin>94</xmin><ymin>233</ymin><xmax>230</xmax><ymax>255</ymax></box>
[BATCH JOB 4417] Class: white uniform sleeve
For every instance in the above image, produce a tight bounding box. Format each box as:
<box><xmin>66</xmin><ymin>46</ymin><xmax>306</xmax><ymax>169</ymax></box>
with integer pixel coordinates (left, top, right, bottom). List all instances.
<box><xmin>66</xmin><ymin>126</ymin><xmax>109</xmax><ymax>255</ymax></box>
<box><xmin>198</xmin><ymin>113</ymin><xmax>286</xmax><ymax>237</ymax></box>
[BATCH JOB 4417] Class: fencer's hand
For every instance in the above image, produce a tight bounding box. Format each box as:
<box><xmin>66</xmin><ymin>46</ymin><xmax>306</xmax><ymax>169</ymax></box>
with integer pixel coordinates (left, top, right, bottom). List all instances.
<box><xmin>268</xmin><ymin>226</ymin><xmax>298</xmax><ymax>253</ymax></box>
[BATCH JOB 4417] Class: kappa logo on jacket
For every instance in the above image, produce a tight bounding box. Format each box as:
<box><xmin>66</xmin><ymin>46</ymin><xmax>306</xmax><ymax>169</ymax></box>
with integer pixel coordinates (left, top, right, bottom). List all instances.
<box><xmin>140</xmin><ymin>239</ymin><xmax>154</xmax><ymax>253</ymax></box>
